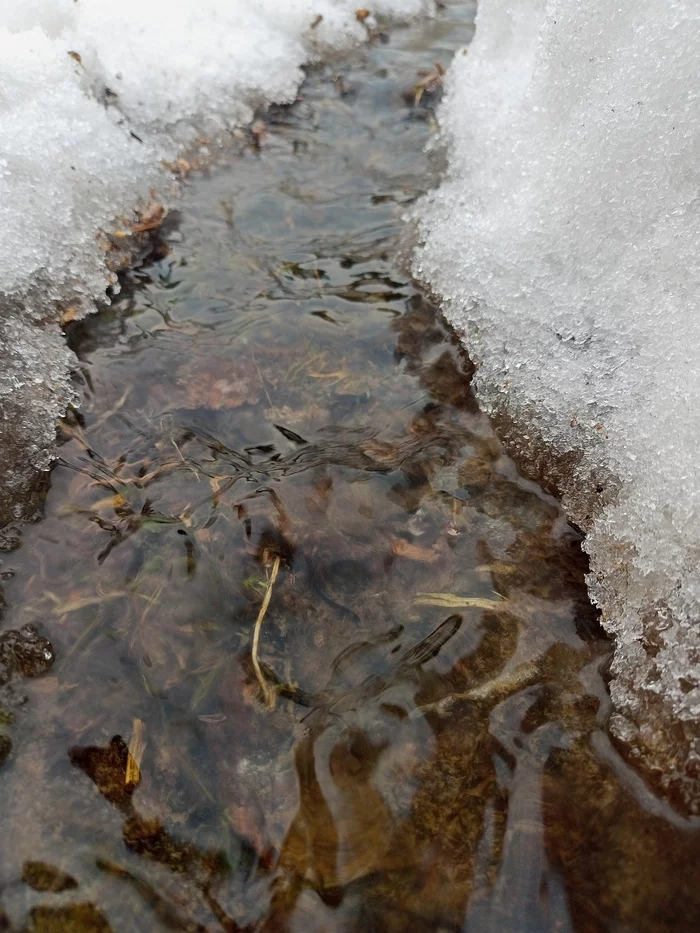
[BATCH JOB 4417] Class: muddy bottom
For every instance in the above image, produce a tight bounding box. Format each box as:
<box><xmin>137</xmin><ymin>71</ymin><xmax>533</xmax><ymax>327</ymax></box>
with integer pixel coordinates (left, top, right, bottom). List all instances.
<box><xmin>1</xmin><ymin>3</ymin><xmax>700</xmax><ymax>931</ymax></box>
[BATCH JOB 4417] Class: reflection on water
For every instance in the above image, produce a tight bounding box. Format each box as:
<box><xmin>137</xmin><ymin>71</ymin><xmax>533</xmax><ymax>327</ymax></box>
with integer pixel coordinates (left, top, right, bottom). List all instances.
<box><xmin>1</xmin><ymin>2</ymin><xmax>700</xmax><ymax>930</ymax></box>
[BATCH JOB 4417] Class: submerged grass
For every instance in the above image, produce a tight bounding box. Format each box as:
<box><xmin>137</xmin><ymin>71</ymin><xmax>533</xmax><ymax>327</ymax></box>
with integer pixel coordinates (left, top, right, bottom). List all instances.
<box><xmin>251</xmin><ymin>555</ymin><xmax>282</xmax><ymax>711</ymax></box>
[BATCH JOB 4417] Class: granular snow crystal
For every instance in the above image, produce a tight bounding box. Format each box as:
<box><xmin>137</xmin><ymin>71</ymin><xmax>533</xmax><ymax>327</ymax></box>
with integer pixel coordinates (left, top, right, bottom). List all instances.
<box><xmin>414</xmin><ymin>0</ymin><xmax>700</xmax><ymax>806</ymax></box>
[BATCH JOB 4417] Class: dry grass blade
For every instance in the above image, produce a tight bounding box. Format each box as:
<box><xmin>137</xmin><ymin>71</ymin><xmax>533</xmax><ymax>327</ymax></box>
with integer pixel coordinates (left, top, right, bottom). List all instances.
<box><xmin>414</xmin><ymin>593</ymin><xmax>505</xmax><ymax>610</ymax></box>
<box><xmin>87</xmin><ymin>387</ymin><xmax>131</xmax><ymax>433</ymax></box>
<box><xmin>125</xmin><ymin>718</ymin><xmax>146</xmax><ymax>787</ymax></box>
<box><xmin>190</xmin><ymin>661</ymin><xmax>224</xmax><ymax>711</ymax></box>
<box><xmin>251</xmin><ymin>555</ymin><xmax>281</xmax><ymax>709</ymax></box>
<box><xmin>410</xmin><ymin>661</ymin><xmax>540</xmax><ymax>719</ymax></box>
<box><xmin>49</xmin><ymin>590</ymin><xmax>130</xmax><ymax>615</ymax></box>
<box><xmin>414</xmin><ymin>61</ymin><xmax>446</xmax><ymax>105</ymax></box>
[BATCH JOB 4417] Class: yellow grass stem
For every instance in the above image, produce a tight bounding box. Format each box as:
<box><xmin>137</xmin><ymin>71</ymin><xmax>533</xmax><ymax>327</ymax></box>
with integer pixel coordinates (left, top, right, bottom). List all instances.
<box><xmin>251</xmin><ymin>555</ymin><xmax>281</xmax><ymax>709</ymax></box>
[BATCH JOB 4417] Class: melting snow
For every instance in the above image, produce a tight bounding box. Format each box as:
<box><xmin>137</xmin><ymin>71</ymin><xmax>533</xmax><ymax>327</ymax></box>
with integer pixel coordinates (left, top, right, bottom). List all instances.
<box><xmin>0</xmin><ymin>0</ymin><xmax>434</xmax><ymax>525</ymax></box>
<box><xmin>414</xmin><ymin>0</ymin><xmax>700</xmax><ymax>805</ymax></box>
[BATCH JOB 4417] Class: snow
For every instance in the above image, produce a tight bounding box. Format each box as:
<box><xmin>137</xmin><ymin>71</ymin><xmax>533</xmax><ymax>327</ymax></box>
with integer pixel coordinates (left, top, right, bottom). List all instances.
<box><xmin>413</xmin><ymin>0</ymin><xmax>700</xmax><ymax>805</ymax></box>
<box><xmin>0</xmin><ymin>0</ymin><xmax>434</xmax><ymax>526</ymax></box>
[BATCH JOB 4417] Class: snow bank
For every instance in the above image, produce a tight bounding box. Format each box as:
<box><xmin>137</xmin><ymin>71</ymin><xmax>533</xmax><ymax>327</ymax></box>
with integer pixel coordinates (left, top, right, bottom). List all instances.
<box><xmin>414</xmin><ymin>0</ymin><xmax>700</xmax><ymax>805</ymax></box>
<box><xmin>0</xmin><ymin>0</ymin><xmax>434</xmax><ymax>527</ymax></box>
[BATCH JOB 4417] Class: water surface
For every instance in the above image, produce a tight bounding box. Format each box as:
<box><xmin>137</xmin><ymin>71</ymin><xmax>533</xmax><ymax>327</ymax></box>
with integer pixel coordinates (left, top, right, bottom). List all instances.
<box><xmin>1</xmin><ymin>4</ymin><xmax>700</xmax><ymax>931</ymax></box>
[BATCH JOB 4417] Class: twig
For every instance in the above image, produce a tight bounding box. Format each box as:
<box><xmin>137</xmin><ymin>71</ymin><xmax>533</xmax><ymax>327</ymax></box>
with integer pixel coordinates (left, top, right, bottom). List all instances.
<box><xmin>251</xmin><ymin>555</ymin><xmax>281</xmax><ymax>709</ymax></box>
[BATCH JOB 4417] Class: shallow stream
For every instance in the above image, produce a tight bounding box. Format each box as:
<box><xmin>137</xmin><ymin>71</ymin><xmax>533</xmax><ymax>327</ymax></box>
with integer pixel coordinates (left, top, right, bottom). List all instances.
<box><xmin>1</xmin><ymin>3</ymin><xmax>700</xmax><ymax>931</ymax></box>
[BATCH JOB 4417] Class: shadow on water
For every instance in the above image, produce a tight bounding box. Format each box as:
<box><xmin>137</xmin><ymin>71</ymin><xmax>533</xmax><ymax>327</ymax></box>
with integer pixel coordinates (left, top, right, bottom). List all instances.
<box><xmin>1</xmin><ymin>2</ymin><xmax>700</xmax><ymax>931</ymax></box>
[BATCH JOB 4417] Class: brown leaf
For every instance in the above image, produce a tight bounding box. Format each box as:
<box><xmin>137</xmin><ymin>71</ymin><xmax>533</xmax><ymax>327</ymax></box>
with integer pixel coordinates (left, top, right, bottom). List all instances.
<box><xmin>390</xmin><ymin>536</ymin><xmax>439</xmax><ymax>563</ymax></box>
<box><xmin>125</xmin><ymin>718</ymin><xmax>146</xmax><ymax>787</ymax></box>
<box><xmin>60</xmin><ymin>307</ymin><xmax>79</xmax><ymax>326</ymax></box>
<box><xmin>23</xmin><ymin>861</ymin><xmax>78</xmax><ymax>893</ymax></box>
<box><xmin>131</xmin><ymin>201</ymin><xmax>167</xmax><ymax>233</ymax></box>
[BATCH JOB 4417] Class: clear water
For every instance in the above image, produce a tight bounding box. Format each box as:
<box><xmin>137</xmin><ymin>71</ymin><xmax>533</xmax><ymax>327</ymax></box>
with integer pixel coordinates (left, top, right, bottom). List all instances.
<box><xmin>1</xmin><ymin>4</ymin><xmax>699</xmax><ymax>931</ymax></box>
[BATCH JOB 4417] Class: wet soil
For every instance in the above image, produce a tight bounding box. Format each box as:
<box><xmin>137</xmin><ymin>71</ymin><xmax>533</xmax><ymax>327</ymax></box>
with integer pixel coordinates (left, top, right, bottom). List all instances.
<box><xmin>1</xmin><ymin>3</ymin><xmax>700</xmax><ymax>931</ymax></box>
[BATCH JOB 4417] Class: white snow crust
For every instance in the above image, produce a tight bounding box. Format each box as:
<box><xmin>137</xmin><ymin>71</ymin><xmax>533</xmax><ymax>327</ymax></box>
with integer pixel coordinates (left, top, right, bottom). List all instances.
<box><xmin>0</xmin><ymin>0</ymin><xmax>434</xmax><ymax>525</ymax></box>
<box><xmin>414</xmin><ymin>0</ymin><xmax>700</xmax><ymax>803</ymax></box>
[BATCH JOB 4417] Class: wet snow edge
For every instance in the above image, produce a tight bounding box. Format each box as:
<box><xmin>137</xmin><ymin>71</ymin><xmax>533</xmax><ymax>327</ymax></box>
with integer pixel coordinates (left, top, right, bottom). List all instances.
<box><xmin>0</xmin><ymin>0</ymin><xmax>435</xmax><ymax>528</ymax></box>
<box><xmin>413</xmin><ymin>0</ymin><xmax>700</xmax><ymax>810</ymax></box>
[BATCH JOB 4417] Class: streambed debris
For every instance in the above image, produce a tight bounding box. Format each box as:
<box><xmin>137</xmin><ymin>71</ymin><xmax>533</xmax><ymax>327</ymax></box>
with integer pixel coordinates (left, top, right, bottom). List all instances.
<box><xmin>114</xmin><ymin>200</ymin><xmax>168</xmax><ymax>238</ymax></box>
<box><xmin>125</xmin><ymin>717</ymin><xmax>146</xmax><ymax>787</ymax></box>
<box><xmin>412</xmin><ymin>61</ymin><xmax>445</xmax><ymax>105</ymax></box>
<box><xmin>251</xmin><ymin>555</ymin><xmax>282</xmax><ymax>710</ymax></box>
<box><xmin>413</xmin><ymin>593</ymin><xmax>505</xmax><ymax>610</ymax></box>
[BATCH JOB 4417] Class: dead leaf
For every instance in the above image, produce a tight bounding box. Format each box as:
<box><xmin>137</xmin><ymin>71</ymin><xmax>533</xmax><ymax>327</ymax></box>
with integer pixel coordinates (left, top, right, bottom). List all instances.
<box><xmin>131</xmin><ymin>201</ymin><xmax>167</xmax><ymax>233</ymax></box>
<box><xmin>391</xmin><ymin>537</ymin><xmax>438</xmax><ymax>563</ymax></box>
<box><xmin>413</xmin><ymin>62</ymin><xmax>446</xmax><ymax>105</ymax></box>
<box><xmin>125</xmin><ymin>718</ymin><xmax>146</xmax><ymax>787</ymax></box>
<box><xmin>60</xmin><ymin>307</ymin><xmax>79</xmax><ymax>326</ymax></box>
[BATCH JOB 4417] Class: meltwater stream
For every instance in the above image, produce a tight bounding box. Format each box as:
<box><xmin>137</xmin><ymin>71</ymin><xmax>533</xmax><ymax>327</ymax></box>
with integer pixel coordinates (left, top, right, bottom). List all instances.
<box><xmin>1</xmin><ymin>4</ymin><xmax>700</xmax><ymax>931</ymax></box>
